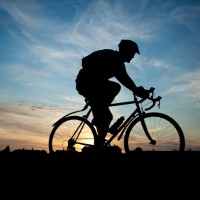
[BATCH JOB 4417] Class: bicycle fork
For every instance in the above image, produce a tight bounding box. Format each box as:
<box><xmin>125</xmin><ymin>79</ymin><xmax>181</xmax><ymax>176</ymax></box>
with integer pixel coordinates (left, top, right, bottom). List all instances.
<box><xmin>139</xmin><ymin>115</ymin><xmax>156</xmax><ymax>145</ymax></box>
<box><xmin>134</xmin><ymin>96</ymin><xmax>156</xmax><ymax>146</ymax></box>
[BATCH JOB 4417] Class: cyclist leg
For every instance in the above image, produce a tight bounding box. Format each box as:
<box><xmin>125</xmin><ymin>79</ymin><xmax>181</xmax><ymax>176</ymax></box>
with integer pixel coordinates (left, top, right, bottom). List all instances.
<box><xmin>102</xmin><ymin>80</ymin><xmax>121</xmax><ymax>105</ymax></box>
<box><xmin>90</xmin><ymin>81</ymin><xmax>121</xmax><ymax>146</ymax></box>
<box><xmin>90</xmin><ymin>103</ymin><xmax>112</xmax><ymax>146</ymax></box>
<box><xmin>76</xmin><ymin>79</ymin><xmax>121</xmax><ymax>146</ymax></box>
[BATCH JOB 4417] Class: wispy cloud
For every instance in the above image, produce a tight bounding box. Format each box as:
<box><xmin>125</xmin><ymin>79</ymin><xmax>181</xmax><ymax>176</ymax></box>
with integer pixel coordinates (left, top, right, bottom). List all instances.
<box><xmin>149</xmin><ymin>58</ymin><xmax>177</xmax><ymax>70</ymax></box>
<box><xmin>163</xmin><ymin>68</ymin><xmax>200</xmax><ymax>106</ymax></box>
<box><xmin>171</xmin><ymin>4</ymin><xmax>200</xmax><ymax>36</ymax></box>
<box><xmin>0</xmin><ymin>101</ymin><xmax>67</xmax><ymax>151</ymax></box>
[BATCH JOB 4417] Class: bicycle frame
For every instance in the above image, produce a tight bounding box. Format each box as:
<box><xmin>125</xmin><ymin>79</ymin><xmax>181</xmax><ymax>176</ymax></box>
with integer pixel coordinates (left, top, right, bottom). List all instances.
<box><xmin>49</xmin><ymin>87</ymin><xmax>185</xmax><ymax>152</ymax></box>
<box><xmin>59</xmin><ymin>93</ymin><xmax>161</xmax><ymax>147</ymax></box>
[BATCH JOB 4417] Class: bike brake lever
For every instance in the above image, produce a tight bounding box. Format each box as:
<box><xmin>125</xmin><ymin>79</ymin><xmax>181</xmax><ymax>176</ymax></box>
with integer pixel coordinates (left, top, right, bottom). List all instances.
<box><xmin>157</xmin><ymin>96</ymin><xmax>162</xmax><ymax>109</ymax></box>
<box><xmin>149</xmin><ymin>87</ymin><xmax>155</xmax><ymax>93</ymax></box>
<box><xmin>148</xmin><ymin>87</ymin><xmax>155</xmax><ymax>98</ymax></box>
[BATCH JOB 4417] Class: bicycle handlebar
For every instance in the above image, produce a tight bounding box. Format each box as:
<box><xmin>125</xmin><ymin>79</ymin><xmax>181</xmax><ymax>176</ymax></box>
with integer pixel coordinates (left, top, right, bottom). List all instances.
<box><xmin>145</xmin><ymin>96</ymin><xmax>162</xmax><ymax>111</ymax></box>
<box><xmin>135</xmin><ymin>87</ymin><xmax>162</xmax><ymax>111</ymax></box>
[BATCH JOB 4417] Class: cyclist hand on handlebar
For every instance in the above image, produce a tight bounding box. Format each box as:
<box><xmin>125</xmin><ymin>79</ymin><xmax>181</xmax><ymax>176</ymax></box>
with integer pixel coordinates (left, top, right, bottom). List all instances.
<box><xmin>133</xmin><ymin>86</ymin><xmax>149</xmax><ymax>98</ymax></box>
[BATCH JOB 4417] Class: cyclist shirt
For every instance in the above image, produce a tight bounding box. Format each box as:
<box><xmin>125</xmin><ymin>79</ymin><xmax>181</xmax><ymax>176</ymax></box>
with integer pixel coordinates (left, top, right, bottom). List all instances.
<box><xmin>77</xmin><ymin>49</ymin><xmax>136</xmax><ymax>91</ymax></box>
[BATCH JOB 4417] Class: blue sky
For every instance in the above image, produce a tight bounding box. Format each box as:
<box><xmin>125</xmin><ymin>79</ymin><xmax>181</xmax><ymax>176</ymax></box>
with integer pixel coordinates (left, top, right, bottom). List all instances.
<box><xmin>0</xmin><ymin>0</ymin><xmax>199</xmax><ymax>152</ymax></box>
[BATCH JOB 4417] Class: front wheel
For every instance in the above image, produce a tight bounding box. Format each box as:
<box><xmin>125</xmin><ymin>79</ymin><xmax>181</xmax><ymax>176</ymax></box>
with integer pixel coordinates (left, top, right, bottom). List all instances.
<box><xmin>124</xmin><ymin>112</ymin><xmax>185</xmax><ymax>152</ymax></box>
<box><xmin>49</xmin><ymin>116</ymin><xmax>98</xmax><ymax>153</ymax></box>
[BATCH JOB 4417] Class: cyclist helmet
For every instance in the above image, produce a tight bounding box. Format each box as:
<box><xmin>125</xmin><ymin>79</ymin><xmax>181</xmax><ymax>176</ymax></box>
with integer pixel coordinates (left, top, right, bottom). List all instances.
<box><xmin>118</xmin><ymin>39</ymin><xmax>140</xmax><ymax>54</ymax></box>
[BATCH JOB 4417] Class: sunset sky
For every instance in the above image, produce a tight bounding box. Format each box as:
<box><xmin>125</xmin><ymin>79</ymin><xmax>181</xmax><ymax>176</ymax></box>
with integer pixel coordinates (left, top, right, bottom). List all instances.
<box><xmin>0</xmin><ymin>0</ymin><xmax>200</xmax><ymax>152</ymax></box>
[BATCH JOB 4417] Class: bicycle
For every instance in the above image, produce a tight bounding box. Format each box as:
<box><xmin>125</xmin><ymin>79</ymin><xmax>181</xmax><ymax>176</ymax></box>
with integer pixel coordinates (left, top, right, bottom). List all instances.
<box><xmin>49</xmin><ymin>87</ymin><xmax>185</xmax><ymax>153</ymax></box>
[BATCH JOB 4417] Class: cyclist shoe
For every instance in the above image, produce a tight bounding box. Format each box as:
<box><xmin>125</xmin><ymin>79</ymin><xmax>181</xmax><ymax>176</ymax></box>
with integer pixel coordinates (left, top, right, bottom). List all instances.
<box><xmin>95</xmin><ymin>137</ymin><xmax>106</xmax><ymax>147</ymax></box>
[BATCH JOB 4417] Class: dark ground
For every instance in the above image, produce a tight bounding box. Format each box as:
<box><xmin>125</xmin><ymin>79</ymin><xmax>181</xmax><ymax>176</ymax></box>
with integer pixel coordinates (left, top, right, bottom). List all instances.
<box><xmin>1</xmin><ymin>146</ymin><xmax>199</xmax><ymax>196</ymax></box>
<box><xmin>1</xmin><ymin>146</ymin><xmax>199</xmax><ymax>171</ymax></box>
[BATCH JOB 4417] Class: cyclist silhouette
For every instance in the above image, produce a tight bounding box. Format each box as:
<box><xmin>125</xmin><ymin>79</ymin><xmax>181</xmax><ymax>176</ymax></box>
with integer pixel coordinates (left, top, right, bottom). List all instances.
<box><xmin>75</xmin><ymin>39</ymin><xmax>148</xmax><ymax>147</ymax></box>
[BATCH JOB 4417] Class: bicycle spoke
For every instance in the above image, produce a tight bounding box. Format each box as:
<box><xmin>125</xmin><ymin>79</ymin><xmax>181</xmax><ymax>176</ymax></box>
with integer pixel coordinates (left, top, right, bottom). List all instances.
<box><xmin>49</xmin><ymin>116</ymin><xmax>97</xmax><ymax>153</ymax></box>
<box><xmin>124</xmin><ymin>112</ymin><xmax>185</xmax><ymax>152</ymax></box>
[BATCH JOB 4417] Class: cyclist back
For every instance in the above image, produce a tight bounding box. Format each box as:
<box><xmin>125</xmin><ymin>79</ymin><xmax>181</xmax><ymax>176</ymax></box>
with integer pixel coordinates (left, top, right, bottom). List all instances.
<box><xmin>75</xmin><ymin>39</ymin><xmax>148</xmax><ymax>147</ymax></box>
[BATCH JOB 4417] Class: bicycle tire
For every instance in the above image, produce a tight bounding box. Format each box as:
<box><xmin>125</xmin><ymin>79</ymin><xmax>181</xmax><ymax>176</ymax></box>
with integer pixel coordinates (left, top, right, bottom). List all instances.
<box><xmin>49</xmin><ymin>116</ymin><xmax>98</xmax><ymax>153</ymax></box>
<box><xmin>124</xmin><ymin>112</ymin><xmax>185</xmax><ymax>152</ymax></box>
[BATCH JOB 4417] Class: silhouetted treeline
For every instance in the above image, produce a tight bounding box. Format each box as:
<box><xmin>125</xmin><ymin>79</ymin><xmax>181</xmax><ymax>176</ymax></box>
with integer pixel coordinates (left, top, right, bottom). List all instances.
<box><xmin>1</xmin><ymin>145</ymin><xmax>199</xmax><ymax>169</ymax></box>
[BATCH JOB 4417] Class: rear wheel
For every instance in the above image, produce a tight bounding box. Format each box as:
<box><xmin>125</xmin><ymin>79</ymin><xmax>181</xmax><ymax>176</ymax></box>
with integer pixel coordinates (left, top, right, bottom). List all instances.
<box><xmin>124</xmin><ymin>112</ymin><xmax>185</xmax><ymax>152</ymax></box>
<box><xmin>49</xmin><ymin>116</ymin><xmax>97</xmax><ymax>153</ymax></box>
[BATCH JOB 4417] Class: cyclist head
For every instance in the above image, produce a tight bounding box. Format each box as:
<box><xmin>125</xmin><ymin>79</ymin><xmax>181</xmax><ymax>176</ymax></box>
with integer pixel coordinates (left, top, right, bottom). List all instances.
<box><xmin>118</xmin><ymin>39</ymin><xmax>140</xmax><ymax>63</ymax></box>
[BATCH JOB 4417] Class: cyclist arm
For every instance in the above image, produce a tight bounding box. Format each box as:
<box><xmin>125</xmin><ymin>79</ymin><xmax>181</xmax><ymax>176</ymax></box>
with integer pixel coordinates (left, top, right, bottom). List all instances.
<box><xmin>115</xmin><ymin>64</ymin><xmax>137</xmax><ymax>92</ymax></box>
